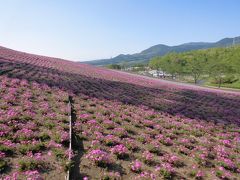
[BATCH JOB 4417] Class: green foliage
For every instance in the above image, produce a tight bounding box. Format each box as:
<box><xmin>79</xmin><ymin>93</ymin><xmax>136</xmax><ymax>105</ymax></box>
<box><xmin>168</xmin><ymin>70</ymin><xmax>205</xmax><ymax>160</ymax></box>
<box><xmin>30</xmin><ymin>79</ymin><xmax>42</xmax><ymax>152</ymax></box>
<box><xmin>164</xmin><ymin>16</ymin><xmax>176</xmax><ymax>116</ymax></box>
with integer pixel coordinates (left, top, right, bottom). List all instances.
<box><xmin>184</xmin><ymin>51</ymin><xmax>207</xmax><ymax>83</ymax></box>
<box><xmin>160</xmin><ymin>169</ymin><xmax>174</xmax><ymax>179</ymax></box>
<box><xmin>210</xmin><ymin>75</ymin><xmax>239</xmax><ymax>84</ymax></box>
<box><xmin>0</xmin><ymin>145</ymin><xmax>14</xmax><ymax>155</ymax></box>
<box><xmin>44</xmin><ymin>121</ymin><xmax>56</xmax><ymax>129</ymax></box>
<box><xmin>52</xmin><ymin>148</ymin><xmax>65</xmax><ymax>160</ymax></box>
<box><xmin>189</xmin><ymin>170</ymin><xmax>197</xmax><ymax>177</ymax></box>
<box><xmin>147</xmin><ymin>144</ymin><xmax>164</xmax><ymax>156</ymax></box>
<box><xmin>106</xmin><ymin>64</ymin><xmax>122</xmax><ymax>70</ymax></box>
<box><xmin>39</xmin><ymin>132</ymin><xmax>51</xmax><ymax>141</ymax></box>
<box><xmin>18</xmin><ymin>143</ymin><xmax>45</xmax><ymax>155</ymax></box>
<box><xmin>150</xmin><ymin>52</ymin><xmax>188</xmax><ymax>78</ymax></box>
<box><xmin>63</xmin><ymin>160</ymin><xmax>74</xmax><ymax>172</ymax></box>
<box><xmin>18</xmin><ymin>158</ymin><xmax>44</xmax><ymax>171</ymax></box>
<box><xmin>149</xmin><ymin>45</ymin><xmax>240</xmax><ymax>87</ymax></box>
<box><xmin>85</xmin><ymin>37</ymin><xmax>240</xmax><ymax>66</ymax></box>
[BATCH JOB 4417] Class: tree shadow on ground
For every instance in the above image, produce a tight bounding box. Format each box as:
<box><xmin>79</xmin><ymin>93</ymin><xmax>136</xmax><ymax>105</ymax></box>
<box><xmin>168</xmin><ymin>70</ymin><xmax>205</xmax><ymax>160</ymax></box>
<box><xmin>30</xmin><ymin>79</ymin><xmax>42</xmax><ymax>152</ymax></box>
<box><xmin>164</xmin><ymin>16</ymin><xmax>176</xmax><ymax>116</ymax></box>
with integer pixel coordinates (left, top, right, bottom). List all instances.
<box><xmin>68</xmin><ymin>96</ymin><xmax>85</xmax><ymax>179</ymax></box>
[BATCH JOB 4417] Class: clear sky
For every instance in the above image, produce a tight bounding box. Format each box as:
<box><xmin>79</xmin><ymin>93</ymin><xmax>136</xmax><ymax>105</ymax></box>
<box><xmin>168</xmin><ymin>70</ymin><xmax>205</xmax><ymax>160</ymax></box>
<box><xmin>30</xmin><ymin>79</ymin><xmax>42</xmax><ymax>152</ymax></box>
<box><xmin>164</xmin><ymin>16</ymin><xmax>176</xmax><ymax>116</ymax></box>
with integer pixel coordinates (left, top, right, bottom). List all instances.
<box><xmin>0</xmin><ymin>0</ymin><xmax>240</xmax><ymax>61</ymax></box>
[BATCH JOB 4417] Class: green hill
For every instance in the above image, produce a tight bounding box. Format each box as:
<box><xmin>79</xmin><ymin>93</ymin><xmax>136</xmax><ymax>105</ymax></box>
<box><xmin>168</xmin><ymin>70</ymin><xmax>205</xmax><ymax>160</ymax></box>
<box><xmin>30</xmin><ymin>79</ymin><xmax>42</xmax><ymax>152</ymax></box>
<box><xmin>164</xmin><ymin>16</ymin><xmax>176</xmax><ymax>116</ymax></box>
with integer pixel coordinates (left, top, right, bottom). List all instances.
<box><xmin>84</xmin><ymin>36</ymin><xmax>240</xmax><ymax>66</ymax></box>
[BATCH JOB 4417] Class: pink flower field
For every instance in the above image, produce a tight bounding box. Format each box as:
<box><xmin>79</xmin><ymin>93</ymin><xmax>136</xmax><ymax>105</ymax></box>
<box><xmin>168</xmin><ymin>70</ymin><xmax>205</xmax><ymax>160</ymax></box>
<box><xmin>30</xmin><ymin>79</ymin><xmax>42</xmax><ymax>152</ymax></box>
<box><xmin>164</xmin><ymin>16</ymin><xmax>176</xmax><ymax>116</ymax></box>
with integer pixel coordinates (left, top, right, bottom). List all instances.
<box><xmin>0</xmin><ymin>46</ymin><xmax>240</xmax><ymax>179</ymax></box>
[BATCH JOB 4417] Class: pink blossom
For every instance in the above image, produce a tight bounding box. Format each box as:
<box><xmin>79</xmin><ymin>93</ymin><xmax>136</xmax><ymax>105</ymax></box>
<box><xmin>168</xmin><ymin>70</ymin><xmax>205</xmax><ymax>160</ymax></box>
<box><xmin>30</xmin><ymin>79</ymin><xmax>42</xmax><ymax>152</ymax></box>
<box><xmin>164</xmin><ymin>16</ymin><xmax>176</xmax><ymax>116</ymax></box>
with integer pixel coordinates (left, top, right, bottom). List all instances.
<box><xmin>131</xmin><ymin>160</ymin><xmax>142</xmax><ymax>173</ymax></box>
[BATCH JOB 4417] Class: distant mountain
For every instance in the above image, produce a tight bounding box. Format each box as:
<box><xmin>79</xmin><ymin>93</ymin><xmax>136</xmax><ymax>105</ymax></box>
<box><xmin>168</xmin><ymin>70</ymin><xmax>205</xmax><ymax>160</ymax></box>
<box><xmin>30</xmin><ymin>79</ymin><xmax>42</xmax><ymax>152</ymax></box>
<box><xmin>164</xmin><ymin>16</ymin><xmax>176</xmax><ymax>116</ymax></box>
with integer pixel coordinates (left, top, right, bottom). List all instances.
<box><xmin>83</xmin><ymin>36</ymin><xmax>240</xmax><ymax>66</ymax></box>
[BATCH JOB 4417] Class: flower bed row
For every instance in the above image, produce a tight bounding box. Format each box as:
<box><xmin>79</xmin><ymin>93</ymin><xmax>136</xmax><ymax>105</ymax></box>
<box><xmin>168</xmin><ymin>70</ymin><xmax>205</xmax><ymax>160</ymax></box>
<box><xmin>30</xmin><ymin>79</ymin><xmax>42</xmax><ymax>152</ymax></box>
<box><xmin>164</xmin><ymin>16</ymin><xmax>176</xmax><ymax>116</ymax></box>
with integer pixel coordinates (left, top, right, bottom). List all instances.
<box><xmin>0</xmin><ymin>76</ymin><xmax>71</xmax><ymax>179</ymax></box>
<box><xmin>1</xmin><ymin>46</ymin><xmax>240</xmax><ymax>126</ymax></box>
<box><xmin>72</xmin><ymin>95</ymin><xmax>240</xmax><ymax>179</ymax></box>
<box><xmin>0</xmin><ymin>46</ymin><xmax>240</xmax><ymax>179</ymax></box>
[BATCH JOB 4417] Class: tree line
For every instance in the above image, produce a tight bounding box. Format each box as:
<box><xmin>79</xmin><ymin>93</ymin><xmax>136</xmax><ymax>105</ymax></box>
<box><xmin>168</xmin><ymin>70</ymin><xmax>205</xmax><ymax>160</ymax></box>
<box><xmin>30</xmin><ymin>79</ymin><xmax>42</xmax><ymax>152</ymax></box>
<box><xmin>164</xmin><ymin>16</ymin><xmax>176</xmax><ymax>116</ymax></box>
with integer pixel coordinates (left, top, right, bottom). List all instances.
<box><xmin>149</xmin><ymin>46</ymin><xmax>240</xmax><ymax>88</ymax></box>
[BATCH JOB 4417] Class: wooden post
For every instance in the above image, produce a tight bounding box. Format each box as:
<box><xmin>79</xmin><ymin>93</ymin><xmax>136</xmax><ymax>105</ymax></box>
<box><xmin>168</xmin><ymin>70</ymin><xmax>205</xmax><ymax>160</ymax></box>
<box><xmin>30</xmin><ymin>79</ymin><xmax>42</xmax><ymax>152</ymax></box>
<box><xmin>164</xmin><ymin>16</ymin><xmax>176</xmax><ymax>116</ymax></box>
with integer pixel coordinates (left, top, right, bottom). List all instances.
<box><xmin>66</xmin><ymin>96</ymin><xmax>72</xmax><ymax>180</ymax></box>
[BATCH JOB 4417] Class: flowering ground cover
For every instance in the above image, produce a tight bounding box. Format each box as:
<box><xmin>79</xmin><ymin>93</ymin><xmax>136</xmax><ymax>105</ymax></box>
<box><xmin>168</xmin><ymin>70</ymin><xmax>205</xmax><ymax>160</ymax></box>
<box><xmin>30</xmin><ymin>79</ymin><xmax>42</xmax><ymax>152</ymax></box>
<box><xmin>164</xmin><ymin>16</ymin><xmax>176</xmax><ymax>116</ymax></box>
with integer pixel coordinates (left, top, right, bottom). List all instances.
<box><xmin>0</xmin><ymin>76</ymin><xmax>71</xmax><ymax>179</ymax></box>
<box><xmin>72</xmin><ymin>95</ymin><xmax>240</xmax><ymax>179</ymax></box>
<box><xmin>0</xmin><ymin>46</ymin><xmax>240</xmax><ymax>179</ymax></box>
<box><xmin>1</xmin><ymin>58</ymin><xmax>240</xmax><ymax>126</ymax></box>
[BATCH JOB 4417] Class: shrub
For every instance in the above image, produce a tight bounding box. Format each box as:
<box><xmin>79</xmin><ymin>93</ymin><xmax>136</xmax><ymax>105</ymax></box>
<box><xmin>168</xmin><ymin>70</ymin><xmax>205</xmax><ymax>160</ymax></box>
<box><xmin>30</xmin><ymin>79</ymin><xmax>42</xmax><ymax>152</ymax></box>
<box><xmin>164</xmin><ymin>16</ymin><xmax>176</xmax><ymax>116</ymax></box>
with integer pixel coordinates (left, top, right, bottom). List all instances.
<box><xmin>189</xmin><ymin>170</ymin><xmax>197</xmax><ymax>177</ymax></box>
<box><xmin>52</xmin><ymin>148</ymin><xmax>65</xmax><ymax>160</ymax></box>
<box><xmin>0</xmin><ymin>145</ymin><xmax>14</xmax><ymax>155</ymax></box>
<box><xmin>130</xmin><ymin>160</ymin><xmax>142</xmax><ymax>173</ymax></box>
<box><xmin>137</xmin><ymin>136</ymin><xmax>146</xmax><ymax>144</ymax></box>
<box><xmin>103</xmin><ymin>120</ymin><xmax>115</xmax><ymax>130</ymax></box>
<box><xmin>113</xmin><ymin>128</ymin><xmax>127</xmax><ymax>138</ymax></box>
<box><xmin>161</xmin><ymin>137</ymin><xmax>173</xmax><ymax>146</ymax></box>
<box><xmin>142</xmin><ymin>151</ymin><xmax>154</xmax><ymax>165</ymax></box>
<box><xmin>18</xmin><ymin>158</ymin><xmax>44</xmax><ymax>171</ymax></box>
<box><xmin>146</xmin><ymin>143</ymin><xmax>163</xmax><ymax>156</ymax></box>
<box><xmin>18</xmin><ymin>143</ymin><xmax>45</xmax><ymax>155</ymax></box>
<box><xmin>86</xmin><ymin>108</ymin><xmax>95</xmax><ymax>114</ymax></box>
<box><xmin>165</xmin><ymin>154</ymin><xmax>184</xmax><ymax>167</ymax></box>
<box><xmin>124</xmin><ymin>138</ymin><xmax>138</xmax><ymax>151</ymax></box>
<box><xmin>86</xmin><ymin>149</ymin><xmax>111</xmax><ymax>167</ymax></box>
<box><xmin>39</xmin><ymin>132</ymin><xmax>50</xmax><ymax>141</ymax></box>
<box><xmin>103</xmin><ymin>135</ymin><xmax>119</xmax><ymax>146</ymax></box>
<box><xmin>124</xmin><ymin>126</ymin><xmax>136</xmax><ymax>135</ymax></box>
<box><xmin>44</xmin><ymin>122</ymin><xmax>56</xmax><ymax>129</ymax></box>
<box><xmin>160</xmin><ymin>169</ymin><xmax>172</xmax><ymax>179</ymax></box>
<box><xmin>155</xmin><ymin>163</ymin><xmax>175</xmax><ymax>180</ymax></box>
<box><xmin>111</xmin><ymin>144</ymin><xmax>129</xmax><ymax>159</ymax></box>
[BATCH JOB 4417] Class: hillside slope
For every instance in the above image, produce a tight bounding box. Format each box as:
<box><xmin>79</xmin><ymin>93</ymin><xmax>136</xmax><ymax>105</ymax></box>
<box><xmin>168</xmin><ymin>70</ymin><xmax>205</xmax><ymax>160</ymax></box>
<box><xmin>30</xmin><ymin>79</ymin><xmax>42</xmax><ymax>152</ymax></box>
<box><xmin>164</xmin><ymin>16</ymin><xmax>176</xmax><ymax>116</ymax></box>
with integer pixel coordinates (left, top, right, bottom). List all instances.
<box><xmin>84</xmin><ymin>36</ymin><xmax>240</xmax><ymax>66</ymax></box>
<box><xmin>0</xmin><ymin>76</ymin><xmax>70</xmax><ymax>179</ymax></box>
<box><xmin>0</xmin><ymin>46</ymin><xmax>240</xmax><ymax>179</ymax></box>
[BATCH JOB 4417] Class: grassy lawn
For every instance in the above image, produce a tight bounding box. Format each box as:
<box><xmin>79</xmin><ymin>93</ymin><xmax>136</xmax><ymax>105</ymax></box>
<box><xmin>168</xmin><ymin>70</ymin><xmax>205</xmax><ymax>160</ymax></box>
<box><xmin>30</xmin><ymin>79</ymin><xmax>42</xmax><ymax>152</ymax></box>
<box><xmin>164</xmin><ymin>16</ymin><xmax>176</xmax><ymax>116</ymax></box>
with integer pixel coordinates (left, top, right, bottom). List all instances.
<box><xmin>205</xmin><ymin>81</ymin><xmax>240</xmax><ymax>90</ymax></box>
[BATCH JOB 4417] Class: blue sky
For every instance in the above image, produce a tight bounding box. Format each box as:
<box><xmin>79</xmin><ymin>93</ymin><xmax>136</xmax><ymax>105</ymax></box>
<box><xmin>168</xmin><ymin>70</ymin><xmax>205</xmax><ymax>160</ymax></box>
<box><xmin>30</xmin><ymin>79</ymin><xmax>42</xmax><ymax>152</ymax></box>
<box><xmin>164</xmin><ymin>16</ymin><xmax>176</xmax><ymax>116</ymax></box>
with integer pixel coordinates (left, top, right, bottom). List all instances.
<box><xmin>0</xmin><ymin>0</ymin><xmax>240</xmax><ymax>61</ymax></box>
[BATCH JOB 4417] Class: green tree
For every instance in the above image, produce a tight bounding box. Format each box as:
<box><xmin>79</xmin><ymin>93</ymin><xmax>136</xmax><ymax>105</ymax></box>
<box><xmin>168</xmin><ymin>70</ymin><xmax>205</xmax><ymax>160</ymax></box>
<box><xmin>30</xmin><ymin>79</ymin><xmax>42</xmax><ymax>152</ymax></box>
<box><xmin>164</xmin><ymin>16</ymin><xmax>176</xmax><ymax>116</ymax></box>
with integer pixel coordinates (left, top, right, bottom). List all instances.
<box><xmin>184</xmin><ymin>51</ymin><xmax>208</xmax><ymax>84</ymax></box>
<box><xmin>106</xmin><ymin>64</ymin><xmax>122</xmax><ymax>70</ymax></box>
<box><xmin>207</xmin><ymin>48</ymin><xmax>235</xmax><ymax>88</ymax></box>
<box><xmin>149</xmin><ymin>45</ymin><xmax>240</xmax><ymax>88</ymax></box>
